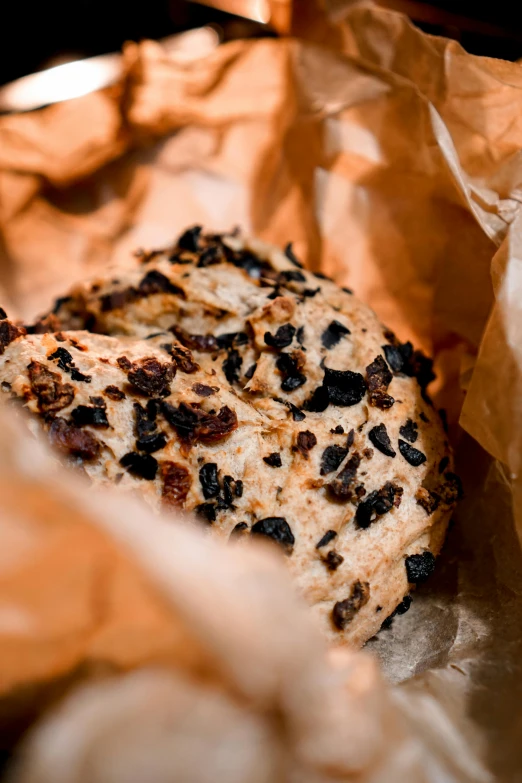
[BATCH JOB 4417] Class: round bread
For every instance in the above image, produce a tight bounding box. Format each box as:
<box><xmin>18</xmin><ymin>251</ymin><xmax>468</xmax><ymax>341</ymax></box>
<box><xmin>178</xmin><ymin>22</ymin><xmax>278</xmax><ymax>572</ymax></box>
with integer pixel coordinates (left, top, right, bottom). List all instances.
<box><xmin>0</xmin><ymin>228</ymin><xmax>460</xmax><ymax>646</ymax></box>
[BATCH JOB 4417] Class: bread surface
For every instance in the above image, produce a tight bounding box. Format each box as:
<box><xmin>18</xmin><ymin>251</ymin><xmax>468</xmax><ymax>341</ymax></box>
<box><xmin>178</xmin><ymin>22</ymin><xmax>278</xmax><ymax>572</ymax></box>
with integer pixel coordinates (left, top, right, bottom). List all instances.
<box><xmin>0</xmin><ymin>228</ymin><xmax>459</xmax><ymax>645</ymax></box>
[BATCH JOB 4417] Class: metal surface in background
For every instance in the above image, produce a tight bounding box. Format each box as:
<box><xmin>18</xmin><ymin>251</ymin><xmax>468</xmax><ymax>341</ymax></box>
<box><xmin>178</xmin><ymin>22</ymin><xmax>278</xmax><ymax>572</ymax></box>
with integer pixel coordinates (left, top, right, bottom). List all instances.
<box><xmin>0</xmin><ymin>26</ymin><xmax>220</xmax><ymax>114</ymax></box>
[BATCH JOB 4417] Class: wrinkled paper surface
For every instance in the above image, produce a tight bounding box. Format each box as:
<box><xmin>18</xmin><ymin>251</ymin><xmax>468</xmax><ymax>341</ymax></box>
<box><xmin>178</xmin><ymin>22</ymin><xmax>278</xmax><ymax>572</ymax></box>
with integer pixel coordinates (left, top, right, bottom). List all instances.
<box><xmin>2</xmin><ymin>410</ymin><xmax>485</xmax><ymax>783</ymax></box>
<box><xmin>1</xmin><ymin>3</ymin><xmax>522</xmax><ymax>780</ymax></box>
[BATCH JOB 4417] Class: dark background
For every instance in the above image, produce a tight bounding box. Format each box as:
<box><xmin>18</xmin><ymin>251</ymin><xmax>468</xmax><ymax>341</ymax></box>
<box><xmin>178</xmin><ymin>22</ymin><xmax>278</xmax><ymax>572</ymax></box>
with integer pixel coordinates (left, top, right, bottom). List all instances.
<box><xmin>0</xmin><ymin>1</ymin><xmax>270</xmax><ymax>87</ymax></box>
<box><xmin>2</xmin><ymin>0</ymin><xmax>522</xmax><ymax>88</ymax></box>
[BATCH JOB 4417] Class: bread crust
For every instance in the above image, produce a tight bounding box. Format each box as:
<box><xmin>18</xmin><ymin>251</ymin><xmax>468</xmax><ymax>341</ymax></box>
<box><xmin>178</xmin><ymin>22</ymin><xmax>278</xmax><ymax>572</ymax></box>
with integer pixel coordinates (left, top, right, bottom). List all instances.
<box><xmin>0</xmin><ymin>230</ymin><xmax>459</xmax><ymax>645</ymax></box>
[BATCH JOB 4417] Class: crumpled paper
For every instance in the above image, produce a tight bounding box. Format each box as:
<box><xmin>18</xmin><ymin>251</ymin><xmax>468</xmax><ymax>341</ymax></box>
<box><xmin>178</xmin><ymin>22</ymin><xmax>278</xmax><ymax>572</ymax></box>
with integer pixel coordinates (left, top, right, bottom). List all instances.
<box><xmin>1</xmin><ymin>2</ymin><xmax>522</xmax><ymax>780</ymax></box>
<box><xmin>0</xmin><ymin>409</ymin><xmax>476</xmax><ymax>783</ymax></box>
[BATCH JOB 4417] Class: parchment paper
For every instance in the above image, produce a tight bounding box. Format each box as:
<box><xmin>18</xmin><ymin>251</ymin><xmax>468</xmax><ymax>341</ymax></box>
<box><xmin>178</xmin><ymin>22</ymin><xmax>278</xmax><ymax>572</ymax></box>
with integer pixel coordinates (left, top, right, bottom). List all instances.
<box><xmin>0</xmin><ymin>410</ymin><xmax>489</xmax><ymax>783</ymax></box>
<box><xmin>1</xmin><ymin>4</ymin><xmax>522</xmax><ymax>780</ymax></box>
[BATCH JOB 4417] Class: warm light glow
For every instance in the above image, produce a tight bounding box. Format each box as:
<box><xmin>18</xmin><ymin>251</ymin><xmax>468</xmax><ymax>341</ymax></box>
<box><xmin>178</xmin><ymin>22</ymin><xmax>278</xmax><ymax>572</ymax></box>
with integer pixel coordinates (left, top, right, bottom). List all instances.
<box><xmin>0</xmin><ymin>27</ymin><xmax>220</xmax><ymax>113</ymax></box>
<box><xmin>0</xmin><ymin>54</ymin><xmax>122</xmax><ymax>112</ymax></box>
<box><xmin>253</xmin><ymin>0</ymin><xmax>271</xmax><ymax>23</ymax></box>
<box><xmin>187</xmin><ymin>0</ymin><xmax>270</xmax><ymax>25</ymax></box>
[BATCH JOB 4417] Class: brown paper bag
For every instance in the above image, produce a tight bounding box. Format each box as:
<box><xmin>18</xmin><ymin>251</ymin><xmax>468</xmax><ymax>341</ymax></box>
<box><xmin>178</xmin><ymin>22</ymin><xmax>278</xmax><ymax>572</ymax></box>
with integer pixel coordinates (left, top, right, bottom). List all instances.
<box><xmin>1</xmin><ymin>410</ymin><xmax>452</xmax><ymax>783</ymax></box>
<box><xmin>1</xmin><ymin>4</ymin><xmax>522</xmax><ymax>778</ymax></box>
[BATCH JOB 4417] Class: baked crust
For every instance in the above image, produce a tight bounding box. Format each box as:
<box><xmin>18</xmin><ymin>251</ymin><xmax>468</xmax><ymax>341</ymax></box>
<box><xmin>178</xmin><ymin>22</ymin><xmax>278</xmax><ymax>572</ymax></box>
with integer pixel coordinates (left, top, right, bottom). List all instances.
<box><xmin>0</xmin><ymin>229</ymin><xmax>459</xmax><ymax>645</ymax></box>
